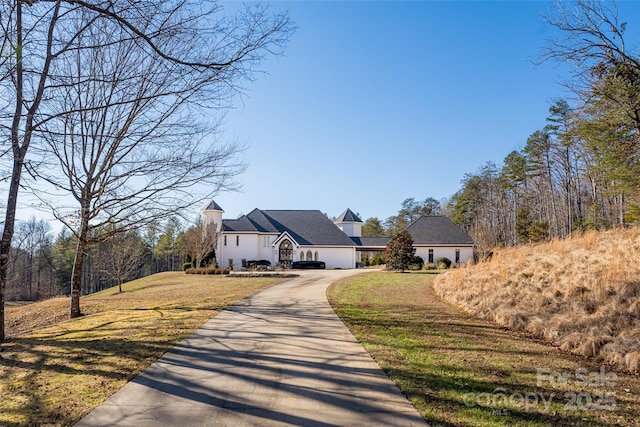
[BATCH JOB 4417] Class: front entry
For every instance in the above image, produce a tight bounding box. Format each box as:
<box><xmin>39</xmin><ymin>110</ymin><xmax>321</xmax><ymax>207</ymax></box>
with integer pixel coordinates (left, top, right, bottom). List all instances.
<box><xmin>279</xmin><ymin>239</ymin><xmax>293</xmax><ymax>267</ymax></box>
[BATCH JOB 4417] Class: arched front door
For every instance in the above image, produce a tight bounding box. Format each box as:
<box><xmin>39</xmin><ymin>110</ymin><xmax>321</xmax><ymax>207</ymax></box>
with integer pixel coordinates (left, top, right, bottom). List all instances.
<box><xmin>279</xmin><ymin>239</ymin><xmax>293</xmax><ymax>267</ymax></box>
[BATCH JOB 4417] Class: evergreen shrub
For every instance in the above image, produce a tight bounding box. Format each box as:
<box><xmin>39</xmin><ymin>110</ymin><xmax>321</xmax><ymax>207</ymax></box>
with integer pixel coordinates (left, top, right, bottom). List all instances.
<box><xmin>435</xmin><ymin>257</ymin><xmax>452</xmax><ymax>269</ymax></box>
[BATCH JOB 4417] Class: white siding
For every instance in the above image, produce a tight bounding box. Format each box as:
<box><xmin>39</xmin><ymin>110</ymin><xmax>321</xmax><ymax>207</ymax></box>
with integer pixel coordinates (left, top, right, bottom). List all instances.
<box><xmin>222</xmin><ymin>233</ymin><xmax>260</xmax><ymax>269</ymax></box>
<box><xmin>219</xmin><ymin>234</ymin><xmax>358</xmax><ymax>269</ymax></box>
<box><xmin>336</xmin><ymin>222</ymin><xmax>361</xmax><ymax>238</ymax></box>
<box><xmin>218</xmin><ymin>233</ymin><xmax>477</xmax><ymax>270</ymax></box>
<box><xmin>414</xmin><ymin>246</ymin><xmax>473</xmax><ymax>266</ymax></box>
<box><xmin>307</xmin><ymin>247</ymin><xmax>356</xmax><ymax>269</ymax></box>
<box><xmin>257</xmin><ymin>234</ymin><xmax>278</xmax><ymax>263</ymax></box>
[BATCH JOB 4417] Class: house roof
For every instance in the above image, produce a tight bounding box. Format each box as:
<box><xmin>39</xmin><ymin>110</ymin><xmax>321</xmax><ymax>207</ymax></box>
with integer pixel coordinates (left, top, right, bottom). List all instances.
<box><xmin>220</xmin><ymin>208</ymin><xmax>473</xmax><ymax>248</ymax></box>
<box><xmin>406</xmin><ymin>216</ymin><xmax>474</xmax><ymax>245</ymax></box>
<box><xmin>335</xmin><ymin>208</ymin><xmax>362</xmax><ymax>223</ymax></box>
<box><xmin>222</xmin><ymin>209</ymin><xmax>356</xmax><ymax>246</ymax></box>
<box><xmin>203</xmin><ymin>199</ymin><xmax>224</xmax><ymax>211</ymax></box>
<box><xmin>350</xmin><ymin>236</ymin><xmax>390</xmax><ymax>247</ymax></box>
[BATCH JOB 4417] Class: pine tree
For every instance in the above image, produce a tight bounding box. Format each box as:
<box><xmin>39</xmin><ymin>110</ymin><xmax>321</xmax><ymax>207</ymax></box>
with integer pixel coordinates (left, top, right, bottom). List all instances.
<box><xmin>516</xmin><ymin>206</ymin><xmax>532</xmax><ymax>244</ymax></box>
<box><xmin>362</xmin><ymin>217</ymin><xmax>385</xmax><ymax>237</ymax></box>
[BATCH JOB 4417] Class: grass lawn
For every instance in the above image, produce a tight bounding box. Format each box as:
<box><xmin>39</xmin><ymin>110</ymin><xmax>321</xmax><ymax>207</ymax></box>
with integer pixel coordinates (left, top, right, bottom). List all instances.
<box><xmin>0</xmin><ymin>272</ymin><xmax>285</xmax><ymax>426</ymax></box>
<box><xmin>327</xmin><ymin>271</ymin><xmax>640</xmax><ymax>427</ymax></box>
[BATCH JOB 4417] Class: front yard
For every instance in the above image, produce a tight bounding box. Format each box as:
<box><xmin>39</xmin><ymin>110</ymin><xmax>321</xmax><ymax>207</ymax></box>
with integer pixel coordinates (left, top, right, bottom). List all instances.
<box><xmin>327</xmin><ymin>271</ymin><xmax>640</xmax><ymax>427</ymax></box>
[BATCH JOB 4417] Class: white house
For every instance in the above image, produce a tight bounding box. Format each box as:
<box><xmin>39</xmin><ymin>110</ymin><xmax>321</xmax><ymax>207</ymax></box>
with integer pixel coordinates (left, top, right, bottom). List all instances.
<box><xmin>406</xmin><ymin>216</ymin><xmax>475</xmax><ymax>265</ymax></box>
<box><xmin>202</xmin><ymin>200</ymin><xmax>474</xmax><ymax>270</ymax></box>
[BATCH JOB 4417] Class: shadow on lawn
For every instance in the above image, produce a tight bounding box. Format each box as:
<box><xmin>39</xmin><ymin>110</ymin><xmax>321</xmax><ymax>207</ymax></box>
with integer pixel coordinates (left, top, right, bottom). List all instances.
<box><xmin>0</xmin><ymin>322</ymin><xmax>190</xmax><ymax>426</ymax></box>
<box><xmin>72</xmin><ymin>277</ymin><xmax>430</xmax><ymax>427</ymax></box>
<box><xmin>0</xmin><ymin>276</ymin><xmax>283</xmax><ymax>426</ymax></box>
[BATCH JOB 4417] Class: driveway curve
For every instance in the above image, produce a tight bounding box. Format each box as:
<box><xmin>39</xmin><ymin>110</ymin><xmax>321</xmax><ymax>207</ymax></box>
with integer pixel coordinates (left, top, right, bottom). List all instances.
<box><xmin>76</xmin><ymin>269</ymin><xmax>428</xmax><ymax>426</ymax></box>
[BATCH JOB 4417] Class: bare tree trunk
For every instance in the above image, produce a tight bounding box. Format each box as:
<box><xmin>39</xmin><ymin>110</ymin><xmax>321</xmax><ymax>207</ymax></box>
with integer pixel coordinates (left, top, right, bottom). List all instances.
<box><xmin>0</xmin><ymin>1</ymin><xmax>60</xmax><ymax>343</ymax></box>
<box><xmin>70</xmin><ymin>204</ymin><xmax>90</xmax><ymax>318</ymax></box>
<box><xmin>0</xmin><ymin>157</ymin><xmax>25</xmax><ymax>341</ymax></box>
<box><xmin>619</xmin><ymin>193</ymin><xmax>625</xmax><ymax>226</ymax></box>
<box><xmin>1</xmin><ymin>3</ymin><xmax>28</xmax><ymax>342</ymax></box>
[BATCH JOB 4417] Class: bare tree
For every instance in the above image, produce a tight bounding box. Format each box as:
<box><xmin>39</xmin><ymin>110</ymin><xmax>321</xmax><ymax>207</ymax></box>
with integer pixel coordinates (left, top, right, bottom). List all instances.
<box><xmin>444</xmin><ymin>3</ymin><xmax>640</xmax><ymax>247</ymax></box>
<box><xmin>541</xmin><ymin>0</ymin><xmax>640</xmax><ymax>131</ymax></box>
<box><xmin>143</xmin><ymin>221</ymin><xmax>160</xmax><ymax>275</ymax></box>
<box><xmin>181</xmin><ymin>220</ymin><xmax>218</xmax><ymax>269</ymax></box>
<box><xmin>102</xmin><ymin>229</ymin><xmax>146</xmax><ymax>293</ymax></box>
<box><xmin>36</xmin><ymin>3</ymin><xmax>290</xmax><ymax>318</ymax></box>
<box><xmin>154</xmin><ymin>217</ymin><xmax>183</xmax><ymax>272</ymax></box>
<box><xmin>0</xmin><ymin>0</ymin><xmax>65</xmax><ymax>342</ymax></box>
<box><xmin>13</xmin><ymin>217</ymin><xmax>52</xmax><ymax>300</ymax></box>
<box><xmin>0</xmin><ymin>1</ymin><xmax>292</xmax><ymax>340</ymax></box>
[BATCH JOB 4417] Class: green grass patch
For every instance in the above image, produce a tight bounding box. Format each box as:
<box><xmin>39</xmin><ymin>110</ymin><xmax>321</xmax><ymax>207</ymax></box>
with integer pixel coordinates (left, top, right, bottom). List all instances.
<box><xmin>1</xmin><ymin>272</ymin><xmax>284</xmax><ymax>426</ymax></box>
<box><xmin>327</xmin><ymin>271</ymin><xmax>640</xmax><ymax>427</ymax></box>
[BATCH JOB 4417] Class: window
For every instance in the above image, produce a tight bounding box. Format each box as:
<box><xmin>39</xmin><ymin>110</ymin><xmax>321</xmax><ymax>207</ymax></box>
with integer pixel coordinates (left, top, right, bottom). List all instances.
<box><xmin>455</xmin><ymin>249</ymin><xmax>460</xmax><ymax>264</ymax></box>
<box><xmin>263</xmin><ymin>236</ymin><xmax>269</xmax><ymax>247</ymax></box>
<box><xmin>306</xmin><ymin>250</ymin><xmax>312</xmax><ymax>260</ymax></box>
<box><xmin>300</xmin><ymin>252</ymin><xmax>305</xmax><ymax>261</ymax></box>
<box><xmin>236</xmin><ymin>235</ymin><xmax>239</xmax><ymax>246</ymax></box>
<box><xmin>314</xmin><ymin>251</ymin><xmax>319</xmax><ymax>261</ymax></box>
<box><xmin>428</xmin><ymin>249</ymin><xmax>434</xmax><ymax>264</ymax></box>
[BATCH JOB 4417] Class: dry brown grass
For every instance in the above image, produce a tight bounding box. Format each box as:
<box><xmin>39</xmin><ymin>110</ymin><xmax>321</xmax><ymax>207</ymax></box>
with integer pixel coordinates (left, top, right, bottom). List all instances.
<box><xmin>434</xmin><ymin>227</ymin><xmax>640</xmax><ymax>374</ymax></box>
<box><xmin>0</xmin><ymin>272</ymin><xmax>284</xmax><ymax>426</ymax></box>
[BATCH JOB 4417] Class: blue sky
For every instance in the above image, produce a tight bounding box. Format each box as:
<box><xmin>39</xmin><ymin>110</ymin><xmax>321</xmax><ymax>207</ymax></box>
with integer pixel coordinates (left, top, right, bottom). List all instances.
<box><xmin>13</xmin><ymin>1</ymin><xmax>640</xmax><ymax>230</ymax></box>
<box><xmin>217</xmin><ymin>0</ymin><xmax>581</xmax><ymax>222</ymax></box>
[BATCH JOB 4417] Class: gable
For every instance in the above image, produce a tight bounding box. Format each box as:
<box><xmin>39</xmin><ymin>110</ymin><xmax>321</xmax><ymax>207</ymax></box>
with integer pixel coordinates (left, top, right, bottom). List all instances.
<box><xmin>272</xmin><ymin>231</ymin><xmax>300</xmax><ymax>247</ymax></box>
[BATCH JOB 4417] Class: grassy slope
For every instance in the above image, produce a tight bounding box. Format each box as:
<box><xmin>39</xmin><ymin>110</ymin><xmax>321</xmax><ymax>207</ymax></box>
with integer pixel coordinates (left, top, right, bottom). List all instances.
<box><xmin>327</xmin><ymin>271</ymin><xmax>640</xmax><ymax>427</ymax></box>
<box><xmin>434</xmin><ymin>228</ymin><xmax>640</xmax><ymax>373</ymax></box>
<box><xmin>0</xmin><ymin>272</ymin><xmax>284</xmax><ymax>426</ymax></box>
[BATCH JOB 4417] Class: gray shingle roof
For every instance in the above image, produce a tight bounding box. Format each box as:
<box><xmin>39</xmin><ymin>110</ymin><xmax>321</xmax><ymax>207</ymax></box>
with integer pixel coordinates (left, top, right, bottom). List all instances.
<box><xmin>203</xmin><ymin>200</ymin><xmax>224</xmax><ymax>211</ymax></box>
<box><xmin>221</xmin><ymin>208</ymin><xmax>473</xmax><ymax>248</ymax></box>
<box><xmin>221</xmin><ymin>216</ymin><xmax>255</xmax><ymax>232</ymax></box>
<box><xmin>350</xmin><ymin>237</ymin><xmax>390</xmax><ymax>247</ymax></box>
<box><xmin>222</xmin><ymin>209</ymin><xmax>356</xmax><ymax>246</ymax></box>
<box><xmin>335</xmin><ymin>208</ymin><xmax>362</xmax><ymax>223</ymax></box>
<box><xmin>406</xmin><ymin>216</ymin><xmax>474</xmax><ymax>245</ymax></box>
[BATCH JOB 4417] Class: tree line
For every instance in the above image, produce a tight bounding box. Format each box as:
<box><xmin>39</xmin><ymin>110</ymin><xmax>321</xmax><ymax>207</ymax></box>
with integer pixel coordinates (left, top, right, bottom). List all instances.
<box><xmin>360</xmin><ymin>2</ymin><xmax>640</xmax><ymax>259</ymax></box>
<box><xmin>358</xmin><ymin>196</ymin><xmax>442</xmax><ymax>237</ymax></box>
<box><xmin>5</xmin><ymin>216</ymin><xmax>216</xmax><ymax>301</ymax></box>
<box><xmin>446</xmin><ymin>1</ymin><xmax>640</xmax><ymax>257</ymax></box>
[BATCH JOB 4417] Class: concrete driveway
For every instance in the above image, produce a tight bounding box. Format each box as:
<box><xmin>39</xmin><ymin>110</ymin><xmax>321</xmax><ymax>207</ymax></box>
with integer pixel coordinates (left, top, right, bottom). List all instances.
<box><xmin>76</xmin><ymin>269</ymin><xmax>428</xmax><ymax>426</ymax></box>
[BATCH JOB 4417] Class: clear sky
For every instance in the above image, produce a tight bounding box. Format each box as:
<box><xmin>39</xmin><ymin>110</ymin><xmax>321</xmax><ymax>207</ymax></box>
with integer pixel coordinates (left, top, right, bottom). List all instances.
<box><xmin>216</xmin><ymin>0</ymin><xmax>583</xmax><ymax>222</ymax></box>
<box><xmin>12</xmin><ymin>0</ymin><xmax>640</xmax><ymax>231</ymax></box>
